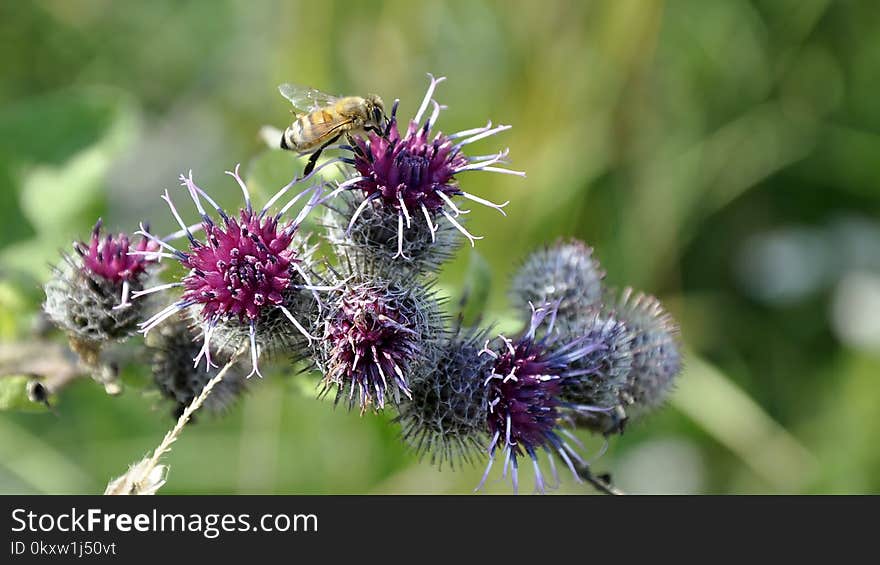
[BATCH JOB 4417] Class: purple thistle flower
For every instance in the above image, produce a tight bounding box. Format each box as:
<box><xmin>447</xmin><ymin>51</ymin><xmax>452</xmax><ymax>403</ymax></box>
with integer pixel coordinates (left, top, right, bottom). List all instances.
<box><xmin>77</xmin><ymin>219</ymin><xmax>159</xmax><ymax>286</ymax></box>
<box><xmin>44</xmin><ymin>221</ymin><xmax>161</xmax><ymax>342</ymax></box>
<box><xmin>334</xmin><ymin>74</ymin><xmax>524</xmax><ymax>259</ymax></box>
<box><xmin>137</xmin><ymin>164</ymin><xmax>327</xmax><ymax>379</ymax></box>
<box><xmin>477</xmin><ymin>303</ymin><xmax>609</xmax><ymax>494</ymax></box>
<box><xmin>318</xmin><ymin>277</ymin><xmax>441</xmax><ymax>413</ymax></box>
<box><xmin>73</xmin><ymin>219</ymin><xmax>160</xmax><ymax>309</ymax></box>
<box><xmin>180</xmin><ymin>208</ymin><xmax>296</xmax><ymax>322</ymax></box>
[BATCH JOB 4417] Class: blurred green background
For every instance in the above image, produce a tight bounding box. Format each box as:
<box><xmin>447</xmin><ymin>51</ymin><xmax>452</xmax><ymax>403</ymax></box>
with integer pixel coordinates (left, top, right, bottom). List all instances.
<box><xmin>1</xmin><ymin>0</ymin><xmax>879</xmax><ymax>494</ymax></box>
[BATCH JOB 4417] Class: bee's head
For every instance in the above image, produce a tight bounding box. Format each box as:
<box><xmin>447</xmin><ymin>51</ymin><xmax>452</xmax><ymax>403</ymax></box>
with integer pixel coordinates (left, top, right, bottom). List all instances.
<box><xmin>365</xmin><ymin>94</ymin><xmax>385</xmax><ymax>126</ymax></box>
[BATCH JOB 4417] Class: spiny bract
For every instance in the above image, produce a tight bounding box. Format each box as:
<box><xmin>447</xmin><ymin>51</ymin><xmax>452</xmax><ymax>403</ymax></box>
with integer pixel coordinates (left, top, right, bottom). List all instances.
<box><xmin>397</xmin><ymin>326</ymin><xmax>493</xmax><ymax>469</ymax></box>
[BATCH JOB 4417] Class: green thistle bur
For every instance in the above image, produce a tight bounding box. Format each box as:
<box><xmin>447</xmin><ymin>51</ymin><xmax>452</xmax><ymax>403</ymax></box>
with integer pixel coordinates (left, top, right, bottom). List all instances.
<box><xmin>323</xmin><ymin>190</ymin><xmax>461</xmax><ymax>278</ymax></box>
<box><xmin>397</xmin><ymin>326</ymin><xmax>493</xmax><ymax>469</ymax></box>
<box><xmin>560</xmin><ymin>311</ymin><xmax>634</xmax><ymax>434</ymax></box>
<box><xmin>613</xmin><ymin>288</ymin><xmax>682</xmax><ymax>419</ymax></box>
<box><xmin>510</xmin><ymin>239</ymin><xmax>605</xmax><ymax>328</ymax></box>
<box><xmin>579</xmin><ymin>288</ymin><xmax>682</xmax><ymax>435</ymax></box>
<box><xmin>44</xmin><ymin>220</ymin><xmax>159</xmax><ymax>343</ymax></box>
<box><xmin>149</xmin><ymin>318</ymin><xmax>249</xmax><ymax>419</ymax></box>
<box><xmin>316</xmin><ymin>272</ymin><xmax>444</xmax><ymax>413</ymax></box>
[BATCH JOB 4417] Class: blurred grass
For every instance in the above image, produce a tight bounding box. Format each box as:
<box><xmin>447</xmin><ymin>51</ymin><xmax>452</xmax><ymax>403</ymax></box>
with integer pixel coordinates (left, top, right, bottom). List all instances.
<box><xmin>1</xmin><ymin>0</ymin><xmax>879</xmax><ymax>493</ymax></box>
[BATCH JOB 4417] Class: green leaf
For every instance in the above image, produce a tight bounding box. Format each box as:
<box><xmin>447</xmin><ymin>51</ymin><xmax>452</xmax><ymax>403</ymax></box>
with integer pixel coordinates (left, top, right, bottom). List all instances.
<box><xmin>0</xmin><ymin>87</ymin><xmax>139</xmax><ymax>279</ymax></box>
<box><xmin>15</xmin><ymin>89</ymin><xmax>138</xmax><ymax>238</ymax></box>
<box><xmin>0</xmin><ymin>87</ymin><xmax>128</xmax><ymax>166</ymax></box>
<box><xmin>0</xmin><ymin>376</ymin><xmax>47</xmax><ymax>413</ymax></box>
<box><xmin>0</xmin><ymin>281</ymin><xmax>30</xmax><ymax>339</ymax></box>
<box><xmin>0</xmin><ymin>161</ymin><xmax>33</xmax><ymax>247</ymax></box>
<box><xmin>18</xmin><ymin>144</ymin><xmax>112</xmax><ymax>236</ymax></box>
<box><xmin>455</xmin><ymin>249</ymin><xmax>492</xmax><ymax>327</ymax></box>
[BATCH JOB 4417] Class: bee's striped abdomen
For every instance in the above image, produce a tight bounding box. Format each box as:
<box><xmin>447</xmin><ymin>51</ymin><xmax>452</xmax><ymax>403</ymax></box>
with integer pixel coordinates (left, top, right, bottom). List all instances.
<box><xmin>286</xmin><ymin>109</ymin><xmax>338</xmax><ymax>151</ymax></box>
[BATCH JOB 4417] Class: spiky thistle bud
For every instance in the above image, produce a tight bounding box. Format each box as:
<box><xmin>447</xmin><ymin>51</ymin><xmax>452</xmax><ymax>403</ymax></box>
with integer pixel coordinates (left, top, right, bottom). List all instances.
<box><xmin>396</xmin><ymin>326</ymin><xmax>493</xmax><ymax>469</ymax></box>
<box><xmin>43</xmin><ymin>219</ymin><xmax>159</xmax><ymax>343</ymax></box>
<box><xmin>612</xmin><ymin>288</ymin><xmax>682</xmax><ymax>420</ymax></box>
<box><xmin>317</xmin><ymin>274</ymin><xmax>443</xmax><ymax>413</ymax></box>
<box><xmin>137</xmin><ymin>165</ymin><xmax>327</xmax><ymax>378</ymax></box>
<box><xmin>323</xmin><ymin>191</ymin><xmax>460</xmax><ymax>277</ymax></box>
<box><xmin>149</xmin><ymin>317</ymin><xmax>248</xmax><ymax>419</ymax></box>
<box><xmin>510</xmin><ymin>239</ymin><xmax>605</xmax><ymax>328</ymax></box>
<box><xmin>476</xmin><ymin>303</ymin><xmax>611</xmax><ymax>494</ymax></box>
<box><xmin>560</xmin><ymin>311</ymin><xmax>634</xmax><ymax>434</ymax></box>
<box><xmin>323</xmin><ymin>74</ymin><xmax>523</xmax><ymax>262</ymax></box>
<box><xmin>578</xmin><ymin>288</ymin><xmax>682</xmax><ymax>434</ymax></box>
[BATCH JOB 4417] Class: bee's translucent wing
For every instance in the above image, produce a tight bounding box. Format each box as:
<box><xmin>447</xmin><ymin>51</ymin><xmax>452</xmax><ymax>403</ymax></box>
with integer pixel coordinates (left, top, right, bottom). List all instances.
<box><xmin>278</xmin><ymin>83</ymin><xmax>339</xmax><ymax>112</ymax></box>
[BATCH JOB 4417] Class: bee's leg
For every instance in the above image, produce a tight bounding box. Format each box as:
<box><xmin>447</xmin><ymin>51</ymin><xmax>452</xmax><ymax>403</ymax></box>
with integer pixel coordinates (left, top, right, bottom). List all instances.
<box><xmin>303</xmin><ymin>133</ymin><xmax>343</xmax><ymax>177</ymax></box>
<box><xmin>342</xmin><ymin>133</ymin><xmax>365</xmax><ymax>157</ymax></box>
<box><xmin>364</xmin><ymin>124</ymin><xmax>385</xmax><ymax>138</ymax></box>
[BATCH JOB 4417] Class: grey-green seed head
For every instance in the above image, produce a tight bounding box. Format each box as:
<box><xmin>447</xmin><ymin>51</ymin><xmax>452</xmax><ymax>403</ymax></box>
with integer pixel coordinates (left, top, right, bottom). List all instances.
<box><xmin>44</xmin><ymin>254</ymin><xmax>157</xmax><ymax>343</ymax></box>
<box><xmin>396</xmin><ymin>327</ymin><xmax>492</xmax><ymax>469</ymax></box>
<box><xmin>510</xmin><ymin>239</ymin><xmax>605</xmax><ymax>328</ymax></box>
<box><xmin>323</xmin><ymin>191</ymin><xmax>460</xmax><ymax>278</ymax></box>
<box><xmin>561</xmin><ymin>311</ymin><xmax>634</xmax><ymax>430</ymax></box>
<box><xmin>150</xmin><ymin>318</ymin><xmax>249</xmax><ymax>419</ymax></box>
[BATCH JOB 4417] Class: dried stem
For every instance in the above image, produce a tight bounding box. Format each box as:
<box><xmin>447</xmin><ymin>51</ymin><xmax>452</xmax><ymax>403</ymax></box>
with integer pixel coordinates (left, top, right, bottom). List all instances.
<box><xmin>1</xmin><ymin>340</ymin><xmax>88</xmax><ymax>403</ymax></box>
<box><xmin>575</xmin><ymin>462</ymin><xmax>626</xmax><ymax>496</ymax></box>
<box><xmin>0</xmin><ymin>341</ymin><xmax>81</xmax><ymax>383</ymax></box>
<box><xmin>144</xmin><ymin>352</ymin><xmax>241</xmax><ymax>470</ymax></box>
<box><xmin>0</xmin><ymin>335</ymin><xmax>138</xmax><ymax>400</ymax></box>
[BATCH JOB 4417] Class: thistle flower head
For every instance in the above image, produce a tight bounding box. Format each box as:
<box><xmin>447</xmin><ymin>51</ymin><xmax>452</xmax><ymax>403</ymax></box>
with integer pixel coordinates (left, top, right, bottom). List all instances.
<box><xmin>180</xmin><ymin>207</ymin><xmax>297</xmax><ymax>322</ymax></box>
<box><xmin>353</xmin><ymin>109</ymin><xmax>466</xmax><ymax>212</ymax></box>
<box><xmin>324</xmin><ymin>191</ymin><xmax>460</xmax><ymax>277</ymax></box>
<box><xmin>318</xmin><ymin>276</ymin><xmax>442</xmax><ymax>413</ymax></box>
<box><xmin>138</xmin><ymin>165</ymin><xmax>326</xmax><ymax>379</ymax></box>
<box><xmin>43</xmin><ymin>221</ymin><xmax>159</xmax><ymax>342</ymax></box>
<box><xmin>511</xmin><ymin>239</ymin><xmax>605</xmax><ymax>327</ymax></box>
<box><xmin>76</xmin><ymin>219</ymin><xmax>159</xmax><ymax>284</ymax></box>
<box><xmin>612</xmin><ymin>288</ymin><xmax>682</xmax><ymax>420</ymax></box>
<box><xmin>397</xmin><ymin>326</ymin><xmax>493</xmax><ymax>468</ymax></box>
<box><xmin>149</xmin><ymin>318</ymin><xmax>248</xmax><ymax>419</ymax></box>
<box><xmin>477</xmin><ymin>303</ymin><xmax>609</xmax><ymax>494</ymax></box>
<box><xmin>335</xmin><ymin>74</ymin><xmax>523</xmax><ymax>259</ymax></box>
<box><xmin>560</xmin><ymin>311</ymin><xmax>634</xmax><ymax>434</ymax></box>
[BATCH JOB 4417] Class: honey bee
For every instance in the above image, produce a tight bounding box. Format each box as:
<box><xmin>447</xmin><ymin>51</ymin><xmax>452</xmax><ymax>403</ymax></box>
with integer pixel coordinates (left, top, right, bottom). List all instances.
<box><xmin>278</xmin><ymin>83</ymin><xmax>385</xmax><ymax>175</ymax></box>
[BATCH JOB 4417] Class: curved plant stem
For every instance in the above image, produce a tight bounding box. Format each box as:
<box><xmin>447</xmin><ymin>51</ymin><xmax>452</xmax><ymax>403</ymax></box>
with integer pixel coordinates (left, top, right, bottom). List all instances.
<box><xmin>575</xmin><ymin>462</ymin><xmax>626</xmax><ymax>496</ymax></box>
<box><xmin>143</xmin><ymin>352</ymin><xmax>241</xmax><ymax>472</ymax></box>
<box><xmin>104</xmin><ymin>350</ymin><xmax>242</xmax><ymax>495</ymax></box>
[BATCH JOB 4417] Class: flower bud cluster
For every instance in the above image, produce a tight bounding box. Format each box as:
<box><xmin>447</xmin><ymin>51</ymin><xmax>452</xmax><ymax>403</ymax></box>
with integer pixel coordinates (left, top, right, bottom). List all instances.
<box><xmin>41</xmin><ymin>75</ymin><xmax>681</xmax><ymax>494</ymax></box>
